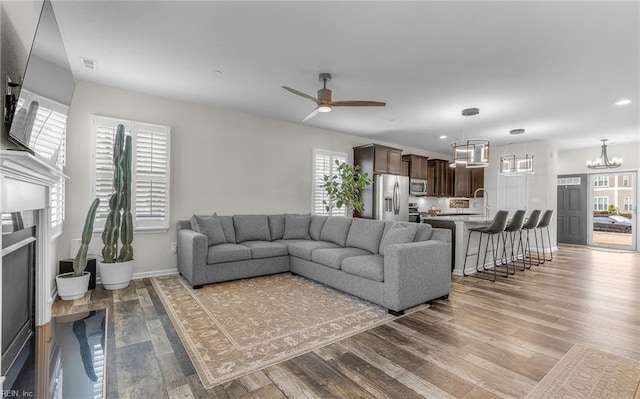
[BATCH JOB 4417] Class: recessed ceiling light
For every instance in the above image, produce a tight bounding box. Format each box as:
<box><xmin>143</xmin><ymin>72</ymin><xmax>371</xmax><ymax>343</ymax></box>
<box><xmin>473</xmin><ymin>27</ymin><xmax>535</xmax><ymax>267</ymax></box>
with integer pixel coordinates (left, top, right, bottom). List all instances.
<box><xmin>439</xmin><ymin>135</ymin><xmax>447</xmax><ymax>139</ymax></box>
<box><xmin>615</xmin><ymin>99</ymin><xmax>631</xmax><ymax>106</ymax></box>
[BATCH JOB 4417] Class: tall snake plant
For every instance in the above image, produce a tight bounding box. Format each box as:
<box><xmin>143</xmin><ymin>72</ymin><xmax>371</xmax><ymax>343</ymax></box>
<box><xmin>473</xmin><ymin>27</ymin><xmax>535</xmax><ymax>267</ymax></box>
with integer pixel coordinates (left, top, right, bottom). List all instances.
<box><xmin>101</xmin><ymin>124</ymin><xmax>134</xmax><ymax>263</ymax></box>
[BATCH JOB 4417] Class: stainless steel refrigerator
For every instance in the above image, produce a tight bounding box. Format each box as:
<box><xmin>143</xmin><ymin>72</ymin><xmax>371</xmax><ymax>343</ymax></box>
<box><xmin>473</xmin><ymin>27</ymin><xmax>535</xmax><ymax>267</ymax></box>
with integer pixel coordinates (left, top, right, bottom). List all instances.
<box><xmin>373</xmin><ymin>174</ymin><xmax>409</xmax><ymax>222</ymax></box>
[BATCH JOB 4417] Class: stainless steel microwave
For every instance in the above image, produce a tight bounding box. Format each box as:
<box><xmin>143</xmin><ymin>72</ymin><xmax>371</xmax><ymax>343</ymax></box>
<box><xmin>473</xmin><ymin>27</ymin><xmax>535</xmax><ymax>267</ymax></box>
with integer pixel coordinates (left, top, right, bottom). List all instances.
<box><xmin>410</xmin><ymin>179</ymin><xmax>428</xmax><ymax>195</ymax></box>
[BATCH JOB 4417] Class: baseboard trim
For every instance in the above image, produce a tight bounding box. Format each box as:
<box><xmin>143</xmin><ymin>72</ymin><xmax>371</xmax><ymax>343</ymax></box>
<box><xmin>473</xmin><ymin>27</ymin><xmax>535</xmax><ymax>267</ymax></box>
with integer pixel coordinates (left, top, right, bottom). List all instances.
<box><xmin>132</xmin><ymin>268</ymin><xmax>179</xmax><ymax>280</ymax></box>
<box><xmin>93</xmin><ymin>267</ymin><xmax>178</xmax><ymax>284</ymax></box>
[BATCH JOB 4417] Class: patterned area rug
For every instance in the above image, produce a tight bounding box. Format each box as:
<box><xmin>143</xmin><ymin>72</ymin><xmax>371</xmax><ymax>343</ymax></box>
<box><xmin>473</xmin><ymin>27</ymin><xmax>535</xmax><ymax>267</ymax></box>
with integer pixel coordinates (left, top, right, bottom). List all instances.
<box><xmin>526</xmin><ymin>344</ymin><xmax>640</xmax><ymax>399</ymax></box>
<box><xmin>151</xmin><ymin>273</ymin><xmax>423</xmax><ymax>389</ymax></box>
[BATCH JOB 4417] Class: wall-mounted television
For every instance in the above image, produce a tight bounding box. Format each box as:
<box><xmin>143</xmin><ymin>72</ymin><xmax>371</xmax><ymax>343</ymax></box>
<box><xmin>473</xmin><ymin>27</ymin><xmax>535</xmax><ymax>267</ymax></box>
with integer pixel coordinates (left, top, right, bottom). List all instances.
<box><xmin>5</xmin><ymin>0</ymin><xmax>75</xmax><ymax>165</ymax></box>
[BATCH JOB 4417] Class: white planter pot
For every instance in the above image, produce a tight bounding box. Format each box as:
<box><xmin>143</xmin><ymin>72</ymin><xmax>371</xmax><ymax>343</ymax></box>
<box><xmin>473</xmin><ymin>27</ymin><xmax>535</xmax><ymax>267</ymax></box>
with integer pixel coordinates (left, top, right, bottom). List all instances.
<box><xmin>56</xmin><ymin>271</ymin><xmax>91</xmax><ymax>300</ymax></box>
<box><xmin>98</xmin><ymin>260</ymin><xmax>134</xmax><ymax>290</ymax></box>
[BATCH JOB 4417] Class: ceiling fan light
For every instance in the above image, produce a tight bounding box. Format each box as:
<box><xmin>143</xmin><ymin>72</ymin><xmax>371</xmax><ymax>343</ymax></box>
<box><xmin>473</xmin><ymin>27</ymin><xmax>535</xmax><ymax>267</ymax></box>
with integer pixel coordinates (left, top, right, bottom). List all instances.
<box><xmin>318</xmin><ymin>105</ymin><xmax>332</xmax><ymax>113</ymax></box>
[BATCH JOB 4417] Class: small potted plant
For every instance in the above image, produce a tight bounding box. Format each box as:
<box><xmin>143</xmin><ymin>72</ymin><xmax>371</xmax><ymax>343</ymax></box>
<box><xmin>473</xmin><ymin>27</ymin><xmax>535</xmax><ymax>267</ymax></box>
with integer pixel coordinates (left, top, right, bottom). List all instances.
<box><xmin>322</xmin><ymin>160</ymin><xmax>372</xmax><ymax>217</ymax></box>
<box><xmin>97</xmin><ymin>124</ymin><xmax>135</xmax><ymax>290</ymax></box>
<box><xmin>56</xmin><ymin>198</ymin><xmax>100</xmax><ymax>300</ymax></box>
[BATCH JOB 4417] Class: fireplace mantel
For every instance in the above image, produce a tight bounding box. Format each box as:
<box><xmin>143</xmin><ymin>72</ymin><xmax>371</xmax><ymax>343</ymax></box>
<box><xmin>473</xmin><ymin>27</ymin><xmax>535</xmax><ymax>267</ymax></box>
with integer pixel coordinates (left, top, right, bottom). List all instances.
<box><xmin>0</xmin><ymin>150</ymin><xmax>67</xmax><ymax>187</ymax></box>
<box><xmin>1</xmin><ymin>150</ymin><xmax>68</xmax><ymax>332</ymax></box>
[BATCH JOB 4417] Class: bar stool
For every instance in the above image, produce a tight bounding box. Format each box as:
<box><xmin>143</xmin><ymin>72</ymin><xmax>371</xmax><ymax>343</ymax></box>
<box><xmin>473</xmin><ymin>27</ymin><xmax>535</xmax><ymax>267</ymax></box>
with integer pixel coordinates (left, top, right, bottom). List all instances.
<box><xmin>501</xmin><ymin>210</ymin><xmax>526</xmax><ymax>273</ymax></box>
<box><xmin>537</xmin><ymin>210</ymin><xmax>554</xmax><ymax>263</ymax></box>
<box><xmin>521</xmin><ymin>210</ymin><xmax>541</xmax><ymax>268</ymax></box>
<box><xmin>463</xmin><ymin>210</ymin><xmax>509</xmax><ymax>282</ymax></box>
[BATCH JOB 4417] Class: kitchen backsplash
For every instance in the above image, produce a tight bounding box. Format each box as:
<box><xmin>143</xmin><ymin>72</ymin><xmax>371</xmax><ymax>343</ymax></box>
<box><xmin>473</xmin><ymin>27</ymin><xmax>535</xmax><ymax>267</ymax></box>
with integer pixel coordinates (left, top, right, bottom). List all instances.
<box><xmin>409</xmin><ymin>195</ymin><xmax>485</xmax><ymax>214</ymax></box>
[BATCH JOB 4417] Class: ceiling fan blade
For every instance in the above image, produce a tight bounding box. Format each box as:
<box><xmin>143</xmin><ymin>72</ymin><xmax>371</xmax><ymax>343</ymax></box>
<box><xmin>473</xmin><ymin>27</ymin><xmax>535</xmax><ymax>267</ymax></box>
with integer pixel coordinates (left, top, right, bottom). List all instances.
<box><xmin>302</xmin><ymin>108</ymin><xmax>320</xmax><ymax>122</ymax></box>
<box><xmin>330</xmin><ymin>100</ymin><xmax>386</xmax><ymax>107</ymax></box>
<box><xmin>282</xmin><ymin>86</ymin><xmax>320</xmax><ymax>104</ymax></box>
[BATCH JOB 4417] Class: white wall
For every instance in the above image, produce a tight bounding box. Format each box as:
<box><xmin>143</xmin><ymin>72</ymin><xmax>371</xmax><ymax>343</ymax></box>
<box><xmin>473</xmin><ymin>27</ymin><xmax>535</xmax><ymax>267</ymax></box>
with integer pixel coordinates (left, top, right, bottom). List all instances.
<box><xmin>60</xmin><ymin>81</ymin><xmax>449</xmax><ymax>276</ymax></box>
<box><xmin>558</xmin><ymin>141</ymin><xmax>640</xmax><ymax>251</ymax></box>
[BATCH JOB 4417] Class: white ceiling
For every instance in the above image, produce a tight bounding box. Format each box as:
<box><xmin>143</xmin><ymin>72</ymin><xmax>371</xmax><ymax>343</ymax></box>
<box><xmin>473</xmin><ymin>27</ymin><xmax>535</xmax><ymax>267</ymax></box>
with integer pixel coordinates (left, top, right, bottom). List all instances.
<box><xmin>52</xmin><ymin>1</ymin><xmax>639</xmax><ymax>155</ymax></box>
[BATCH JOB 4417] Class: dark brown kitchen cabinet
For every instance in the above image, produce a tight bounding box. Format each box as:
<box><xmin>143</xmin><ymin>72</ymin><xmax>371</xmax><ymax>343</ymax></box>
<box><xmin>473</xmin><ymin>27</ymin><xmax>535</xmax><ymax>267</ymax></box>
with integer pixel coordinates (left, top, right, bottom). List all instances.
<box><xmin>454</xmin><ymin>164</ymin><xmax>470</xmax><ymax>197</ymax></box>
<box><xmin>471</xmin><ymin>167</ymin><xmax>485</xmax><ymax>197</ymax></box>
<box><xmin>402</xmin><ymin>154</ymin><xmax>429</xmax><ymax>180</ymax></box>
<box><xmin>354</xmin><ymin>144</ymin><xmax>403</xmax><ymax>176</ymax></box>
<box><xmin>401</xmin><ymin>160</ymin><xmax>409</xmax><ymax>177</ymax></box>
<box><xmin>427</xmin><ymin>159</ymin><xmax>453</xmax><ymax>197</ymax></box>
<box><xmin>454</xmin><ymin>165</ymin><xmax>485</xmax><ymax>197</ymax></box>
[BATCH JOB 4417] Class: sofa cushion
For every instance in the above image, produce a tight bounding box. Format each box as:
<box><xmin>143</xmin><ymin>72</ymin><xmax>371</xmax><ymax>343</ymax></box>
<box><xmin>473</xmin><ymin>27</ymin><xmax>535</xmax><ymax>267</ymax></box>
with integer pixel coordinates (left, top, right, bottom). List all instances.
<box><xmin>320</xmin><ymin>217</ymin><xmax>353</xmax><ymax>247</ymax></box>
<box><xmin>190</xmin><ymin>212</ymin><xmax>217</xmax><ymax>230</ymax></box>
<box><xmin>311</xmin><ymin>247</ymin><xmax>371</xmax><ymax>270</ymax></box>
<box><xmin>379</xmin><ymin>223</ymin><xmax>417</xmax><ymax>256</ymax></box>
<box><xmin>233</xmin><ymin>215</ymin><xmax>271</xmax><ymax>243</ymax></box>
<box><xmin>309</xmin><ymin>215</ymin><xmax>328</xmax><ymax>240</ymax></box>
<box><xmin>191</xmin><ymin>214</ymin><xmax>227</xmax><ymax>246</ymax></box>
<box><xmin>191</xmin><ymin>214</ymin><xmax>236</xmax><ymax>244</ymax></box>
<box><xmin>268</xmin><ymin>214</ymin><xmax>285</xmax><ymax>241</ymax></box>
<box><xmin>283</xmin><ymin>214</ymin><xmax>311</xmax><ymax>240</ymax></box>
<box><xmin>206</xmin><ymin>243</ymin><xmax>251</xmax><ymax>264</ymax></box>
<box><xmin>239</xmin><ymin>241</ymin><xmax>288</xmax><ymax>259</ymax></box>
<box><xmin>287</xmin><ymin>240</ymin><xmax>340</xmax><ymax>261</ymax></box>
<box><xmin>342</xmin><ymin>255</ymin><xmax>384</xmax><ymax>282</ymax></box>
<box><xmin>414</xmin><ymin>223</ymin><xmax>434</xmax><ymax>242</ymax></box>
<box><xmin>346</xmin><ymin>219</ymin><xmax>385</xmax><ymax>254</ymax></box>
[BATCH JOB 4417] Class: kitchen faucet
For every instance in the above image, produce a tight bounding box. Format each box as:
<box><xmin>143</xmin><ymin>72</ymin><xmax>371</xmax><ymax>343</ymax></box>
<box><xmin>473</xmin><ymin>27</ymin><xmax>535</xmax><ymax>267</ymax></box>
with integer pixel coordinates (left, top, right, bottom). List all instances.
<box><xmin>474</xmin><ymin>188</ymin><xmax>489</xmax><ymax>218</ymax></box>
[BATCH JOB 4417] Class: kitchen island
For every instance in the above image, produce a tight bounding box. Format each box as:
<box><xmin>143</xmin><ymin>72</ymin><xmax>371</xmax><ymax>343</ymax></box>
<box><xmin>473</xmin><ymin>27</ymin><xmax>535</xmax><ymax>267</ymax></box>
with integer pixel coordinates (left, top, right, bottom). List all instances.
<box><xmin>422</xmin><ymin>215</ymin><xmax>505</xmax><ymax>276</ymax></box>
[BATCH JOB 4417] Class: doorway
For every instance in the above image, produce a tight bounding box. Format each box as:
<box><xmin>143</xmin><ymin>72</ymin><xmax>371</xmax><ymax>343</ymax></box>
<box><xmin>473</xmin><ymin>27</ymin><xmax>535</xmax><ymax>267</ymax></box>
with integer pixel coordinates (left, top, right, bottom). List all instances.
<box><xmin>589</xmin><ymin>171</ymin><xmax>637</xmax><ymax>251</ymax></box>
<box><xmin>557</xmin><ymin>174</ymin><xmax>588</xmax><ymax>245</ymax></box>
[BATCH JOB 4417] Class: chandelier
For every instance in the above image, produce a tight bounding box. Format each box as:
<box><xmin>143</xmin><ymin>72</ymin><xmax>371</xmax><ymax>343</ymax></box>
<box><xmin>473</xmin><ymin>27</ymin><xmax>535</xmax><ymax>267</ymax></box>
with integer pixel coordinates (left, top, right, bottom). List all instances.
<box><xmin>586</xmin><ymin>139</ymin><xmax>622</xmax><ymax>169</ymax></box>
<box><xmin>500</xmin><ymin>129</ymin><xmax>534</xmax><ymax>175</ymax></box>
<box><xmin>450</xmin><ymin>108</ymin><xmax>490</xmax><ymax>168</ymax></box>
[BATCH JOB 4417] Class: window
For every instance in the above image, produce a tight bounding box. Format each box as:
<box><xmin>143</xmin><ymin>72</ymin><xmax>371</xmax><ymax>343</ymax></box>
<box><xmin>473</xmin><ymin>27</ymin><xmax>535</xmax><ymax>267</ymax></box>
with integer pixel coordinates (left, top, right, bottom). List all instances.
<box><xmin>624</xmin><ymin>197</ymin><xmax>632</xmax><ymax>211</ymax></box>
<box><xmin>593</xmin><ymin>196</ymin><xmax>609</xmax><ymax>211</ymax></box>
<box><xmin>50</xmin><ymin>179</ymin><xmax>65</xmax><ymax>237</ymax></box>
<box><xmin>16</xmin><ymin>90</ymin><xmax>69</xmax><ymax>238</ymax></box>
<box><xmin>594</xmin><ymin>176</ymin><xmax>609</xmax><ymax>187</ymax></box>
<box><xmin>622</xmin><ymin>175</ymin><xmax>630</xmax><ymax>186</ymax></box>
<box><xmin>312</xmin><ymin>149</ymin><xmax>347</xmax><ymax>216</ymax></box>
<box><xmin>92</xmin><ymin>116</ymin><xmax>171</xmax><ymax>231</ymax></box>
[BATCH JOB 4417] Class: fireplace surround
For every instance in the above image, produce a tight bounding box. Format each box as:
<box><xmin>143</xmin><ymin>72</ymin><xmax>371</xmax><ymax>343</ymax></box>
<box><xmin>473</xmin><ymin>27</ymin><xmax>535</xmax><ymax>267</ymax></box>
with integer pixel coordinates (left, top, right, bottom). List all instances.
<box><xmin>0</xmin><ymin>150</ymin><xmax>66</xmax><ymax>391</ymax></box>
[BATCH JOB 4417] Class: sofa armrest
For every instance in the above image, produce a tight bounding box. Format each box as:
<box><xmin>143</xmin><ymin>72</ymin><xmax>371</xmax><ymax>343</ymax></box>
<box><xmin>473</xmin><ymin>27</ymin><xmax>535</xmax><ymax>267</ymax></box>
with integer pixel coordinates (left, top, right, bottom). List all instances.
<box><xmin>177</xmin><ymin>228</ymin><xmax>208</xmax><ymax>286</ymax></box>
<box><xmin>429</xmin><ymin>227</ymin><xmax>452</xmax><ymax>243</ymax></box>
<box><xmin>383</xmin><ymin>240</ymin><xmax>451</xmax><ymax>312</ymax></box>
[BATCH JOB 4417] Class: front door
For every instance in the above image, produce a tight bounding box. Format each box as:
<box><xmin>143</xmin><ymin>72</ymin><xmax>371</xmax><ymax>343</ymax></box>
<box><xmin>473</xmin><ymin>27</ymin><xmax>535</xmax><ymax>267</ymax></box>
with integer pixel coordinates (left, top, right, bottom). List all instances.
<box><xmin>557</xmin><ymin>174</ymin><xmax>588</xmax><ymax>245</ymax></box>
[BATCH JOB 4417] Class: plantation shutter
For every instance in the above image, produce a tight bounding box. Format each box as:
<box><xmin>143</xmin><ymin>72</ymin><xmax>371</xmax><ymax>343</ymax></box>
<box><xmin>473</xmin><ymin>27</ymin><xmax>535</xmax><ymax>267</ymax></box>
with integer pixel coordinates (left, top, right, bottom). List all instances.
<box><xmin>92</xmin><ymin>116</ymin><xmax>170</xmax><ymax>231</ymax></box>
<box><xmin>312</xmin><ymin>149</ymin><xmax>347</xmax><ymax>216</ymax></box>
<box><xmin>17</xmin><ymin>90</ymin><xmax>69</xmax><ymax>236</ymax></box>
<box><xmin>50</xmin><ymin>179</ymin><xmax>64</xmax><ymax>235</ymax></box>
<box><xmin>134</xmin><ymin>123</ymin><xmax>170</xmax><ymax>229</ymax></box>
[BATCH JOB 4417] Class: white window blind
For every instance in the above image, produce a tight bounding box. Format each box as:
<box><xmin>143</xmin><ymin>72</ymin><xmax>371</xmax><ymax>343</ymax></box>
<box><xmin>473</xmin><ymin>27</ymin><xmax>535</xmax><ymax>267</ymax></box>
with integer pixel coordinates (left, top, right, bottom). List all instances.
<box><xmin>92</xmin><ymin>116</ymin><xmax>171</xmax><ymax>231</ymax></box>
<box><xmin>312</xmin><ymin>149</ymin><xmax>347</xmax><ymax>216</ymax></box>
<box><xmin>17</xmin><ymin>90</ymin><xmax>68</xmax><ymax>237</ymax></box>
<box><xmin>50</xmin><ymin>178</ymin><xmax>65</xmax><ymax>237</ymax></box>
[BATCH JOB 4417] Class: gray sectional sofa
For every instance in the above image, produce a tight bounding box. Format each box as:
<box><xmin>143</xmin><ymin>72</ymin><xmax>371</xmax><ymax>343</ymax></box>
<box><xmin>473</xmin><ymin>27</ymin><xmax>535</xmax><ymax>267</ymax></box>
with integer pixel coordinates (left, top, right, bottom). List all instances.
<box><xmin>176</xmin><ymin>214</ymin><xmax>451</xmax><ymax>314</ymax></box>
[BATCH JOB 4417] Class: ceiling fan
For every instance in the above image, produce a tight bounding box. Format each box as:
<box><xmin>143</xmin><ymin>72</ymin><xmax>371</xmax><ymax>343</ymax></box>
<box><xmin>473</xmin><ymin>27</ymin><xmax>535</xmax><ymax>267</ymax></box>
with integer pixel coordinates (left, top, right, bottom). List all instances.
<box><xmin>282</xmin><ymin>73</ymin><xmax>386</xmax><ymax>122</ymax></box>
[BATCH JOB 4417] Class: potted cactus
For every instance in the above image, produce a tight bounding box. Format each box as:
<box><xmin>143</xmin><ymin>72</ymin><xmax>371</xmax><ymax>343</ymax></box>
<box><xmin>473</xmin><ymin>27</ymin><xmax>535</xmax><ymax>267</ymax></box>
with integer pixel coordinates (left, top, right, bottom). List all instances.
<box><xmin>97</xmin><ymin>124</ymin><xmax>135</xmax><ymax>290</ymax></box>
<box><xmin>56</xmin><ymin>198</ymin><xmax>100</xmax><ymax>300</ymax></box>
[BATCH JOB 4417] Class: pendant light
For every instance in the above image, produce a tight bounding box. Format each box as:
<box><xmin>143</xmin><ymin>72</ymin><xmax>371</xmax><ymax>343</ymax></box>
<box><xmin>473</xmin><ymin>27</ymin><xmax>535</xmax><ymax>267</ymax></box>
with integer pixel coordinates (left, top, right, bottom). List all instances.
<box><xmin>450</xmin><ymin>108</ymin><xmax>490</xmax><ymax>168</ymax></box>
<box><xmin>500</xmin><ymin>129</ymin><xmax>534</xmax><ymax>175</ymax></box>
<box><xmin>586</xmin><ymin>139</ymin><xmax>622</xmax><ymax>169</ymax></box>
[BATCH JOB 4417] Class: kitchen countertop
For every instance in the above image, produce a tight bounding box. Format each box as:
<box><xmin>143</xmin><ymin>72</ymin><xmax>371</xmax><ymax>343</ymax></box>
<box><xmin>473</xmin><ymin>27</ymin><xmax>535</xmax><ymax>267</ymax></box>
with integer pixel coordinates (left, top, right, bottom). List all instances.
<box><xmin>421</xmin><ymin>215</ymin><xmax>492</xmax><ymax>223</ymax></box>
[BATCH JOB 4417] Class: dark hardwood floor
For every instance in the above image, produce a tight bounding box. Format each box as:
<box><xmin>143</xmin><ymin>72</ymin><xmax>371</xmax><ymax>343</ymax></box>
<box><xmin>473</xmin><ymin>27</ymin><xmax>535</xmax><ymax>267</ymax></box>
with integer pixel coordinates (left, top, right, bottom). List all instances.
<box><xmin>52</xmin><ymin>245</ymin><xmax>640</xmax><ymax>398</ymax></box>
